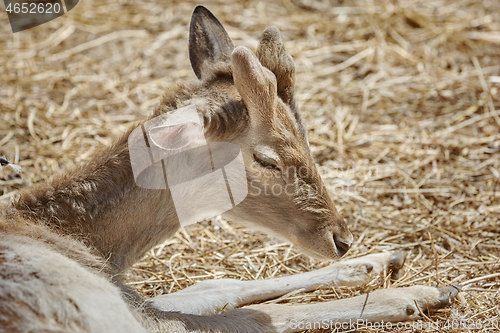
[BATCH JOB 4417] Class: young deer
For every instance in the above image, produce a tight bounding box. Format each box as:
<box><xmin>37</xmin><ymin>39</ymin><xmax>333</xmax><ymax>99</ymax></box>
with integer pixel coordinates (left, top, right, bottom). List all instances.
<box><xmin>0</xmin><ymin>6</ymin><xmax>458</xmax><ymax>333</ymax></box>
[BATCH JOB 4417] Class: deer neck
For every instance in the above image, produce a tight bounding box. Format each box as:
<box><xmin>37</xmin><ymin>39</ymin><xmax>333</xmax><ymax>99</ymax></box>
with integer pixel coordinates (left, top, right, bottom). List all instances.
<box><xmin>13</xmin><ymin>130</ymin><xmax>180</xmax><ymax>273</ymax></box>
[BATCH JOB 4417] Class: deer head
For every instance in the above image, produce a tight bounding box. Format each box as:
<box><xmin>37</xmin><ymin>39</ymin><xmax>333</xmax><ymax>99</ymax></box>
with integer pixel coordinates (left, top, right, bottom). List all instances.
<box><xmin>153</xmin><ymin>6</ymin><xmax>353</xmax><ymax>259</ymax></box>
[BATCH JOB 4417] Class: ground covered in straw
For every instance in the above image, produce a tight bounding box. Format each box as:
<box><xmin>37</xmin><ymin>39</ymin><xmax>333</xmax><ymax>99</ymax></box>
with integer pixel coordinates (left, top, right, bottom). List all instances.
<box><xmin>1</xmin><ymin>0</ymin><xmax>499</xmax><ymax>332</ymax></box>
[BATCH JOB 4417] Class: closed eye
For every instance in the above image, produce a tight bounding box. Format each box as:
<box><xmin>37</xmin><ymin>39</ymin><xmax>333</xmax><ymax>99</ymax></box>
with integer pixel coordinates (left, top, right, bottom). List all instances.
<box><xmin>253</xmin><ymin>154</ymin><xmax>281</xmax><ymax>171</ymax></box>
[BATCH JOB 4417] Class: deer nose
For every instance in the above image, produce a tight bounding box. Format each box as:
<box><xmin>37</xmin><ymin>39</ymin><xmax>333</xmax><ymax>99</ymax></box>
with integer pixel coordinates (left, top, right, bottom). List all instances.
<box><xmin>333</xmin><ymin>235</ymin><xmax>352</xmax><ymax>257</ymax></box>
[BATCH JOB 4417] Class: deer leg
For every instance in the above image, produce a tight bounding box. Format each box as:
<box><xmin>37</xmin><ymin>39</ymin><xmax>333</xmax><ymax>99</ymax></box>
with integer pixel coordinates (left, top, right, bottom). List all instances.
<box><xmin>243</xmin><ymin>285</ymin><xmax>460</xmax><ymax>333</ymax></box>
<box><xmin>147</xmin><ymin>251</ymin><xmax>407</xmax><ymax>315</ymax></box>
<box><xmin>143</xmin><ymin>285</ymin><xmax>459</xmax><ymax>333</ymax></box>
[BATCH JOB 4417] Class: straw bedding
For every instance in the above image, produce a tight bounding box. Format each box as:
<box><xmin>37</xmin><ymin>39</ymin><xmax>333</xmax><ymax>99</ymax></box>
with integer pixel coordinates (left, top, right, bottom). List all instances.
<box><xmin>0</xmin><ymin>0</ymin><xmax>499</xmax><ymax>331</ymax></box>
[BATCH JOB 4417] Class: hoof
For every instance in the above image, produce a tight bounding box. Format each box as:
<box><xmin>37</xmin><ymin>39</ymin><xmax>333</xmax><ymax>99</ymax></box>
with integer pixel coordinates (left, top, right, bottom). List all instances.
<box><xmin>436</xmin><ymin>285</ymin><xmax>461</xmax><ymax>308</ymax></box>
<box><xmin>388</xmin><ymin>251</ymin><xmax>407</xmax><ymax>280</ymax></box>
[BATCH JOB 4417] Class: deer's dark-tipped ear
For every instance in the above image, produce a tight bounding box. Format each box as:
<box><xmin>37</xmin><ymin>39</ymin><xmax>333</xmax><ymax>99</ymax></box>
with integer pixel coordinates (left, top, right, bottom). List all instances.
<box><xmin>189</xmin><ymin>6</ymin><xmax>234</xmax><ymax>79</ymax></box>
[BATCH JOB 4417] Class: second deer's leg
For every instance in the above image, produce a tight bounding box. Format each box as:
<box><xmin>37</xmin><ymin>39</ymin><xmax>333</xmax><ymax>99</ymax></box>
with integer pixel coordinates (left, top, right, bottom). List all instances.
<box><xmin>243</xmin><ymin>285</ymin><xmax>460</xmax><ymax>333</ymax></box>
<box><xmin>147</xmin><ymin>251</ymin><xmax>407</xmax><ymax>315</ymax></box>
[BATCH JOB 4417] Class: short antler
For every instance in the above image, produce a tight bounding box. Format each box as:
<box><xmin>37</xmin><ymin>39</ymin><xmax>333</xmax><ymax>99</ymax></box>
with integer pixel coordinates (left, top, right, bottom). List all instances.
<box><xmin>231</xmin><ymin>46</ymin><xmax>277</xmax><ymax>127</ymax></box>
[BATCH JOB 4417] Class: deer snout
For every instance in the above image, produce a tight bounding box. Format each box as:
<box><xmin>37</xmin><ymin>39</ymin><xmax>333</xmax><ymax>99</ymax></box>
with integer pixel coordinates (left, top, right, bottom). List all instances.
<box><xmin>331</xmin><ymin>220</ymin><xmax>353</xmax><ymax>257</ymax></box>
<box><xmin>333</xmin><ymin>234</ymin><xmax>352</xmax><ymax>257</ymax></box>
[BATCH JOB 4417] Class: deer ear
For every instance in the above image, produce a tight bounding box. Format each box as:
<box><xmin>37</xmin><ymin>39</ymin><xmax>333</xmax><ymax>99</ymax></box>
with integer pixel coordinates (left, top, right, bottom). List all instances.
<box><xmin>231</xmin><ymin>46</ymin><xmax>277</xmax><ymax>126</ymax></box>
<box><xmin>257</xmin><ymin>27</ymin><xmax>308</xmax><ymax>142</ymax></box>
<box><xmin>189</xmin><ymin>5</ymin><xmax>234</xmax><ymax>79</ymax></box>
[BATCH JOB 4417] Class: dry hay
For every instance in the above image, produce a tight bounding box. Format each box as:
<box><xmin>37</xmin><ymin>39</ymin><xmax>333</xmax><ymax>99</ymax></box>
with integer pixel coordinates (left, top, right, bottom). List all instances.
<box><xmin>1</xmin><ymin>0</ymin><xmax>499</xmax><ymax>332</ymax></box>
